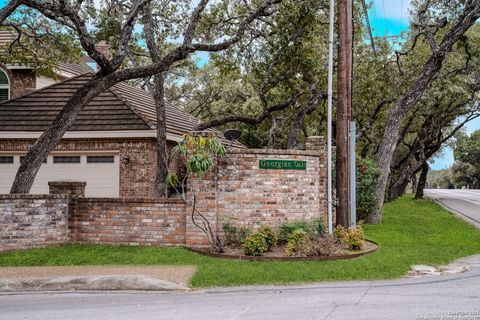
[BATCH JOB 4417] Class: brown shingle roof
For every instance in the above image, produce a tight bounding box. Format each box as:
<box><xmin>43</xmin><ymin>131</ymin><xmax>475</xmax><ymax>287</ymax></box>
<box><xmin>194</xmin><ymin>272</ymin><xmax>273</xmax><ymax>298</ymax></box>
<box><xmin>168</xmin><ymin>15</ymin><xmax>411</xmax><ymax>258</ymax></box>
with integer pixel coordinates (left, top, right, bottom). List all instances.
<box><xmin>0</xmin><ymin>74</ymin><xmax>202</xmax><ymax>136</ymax></box>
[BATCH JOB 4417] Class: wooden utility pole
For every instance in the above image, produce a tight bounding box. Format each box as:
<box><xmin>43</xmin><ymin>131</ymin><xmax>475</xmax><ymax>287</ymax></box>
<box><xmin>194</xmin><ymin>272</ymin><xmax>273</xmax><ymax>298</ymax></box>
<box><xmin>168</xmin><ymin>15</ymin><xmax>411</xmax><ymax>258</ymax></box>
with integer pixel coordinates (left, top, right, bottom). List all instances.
<box><xmin>335</xmin><ymin>0</ymin><xmax>353</xmax><ymax>227</ymax></box>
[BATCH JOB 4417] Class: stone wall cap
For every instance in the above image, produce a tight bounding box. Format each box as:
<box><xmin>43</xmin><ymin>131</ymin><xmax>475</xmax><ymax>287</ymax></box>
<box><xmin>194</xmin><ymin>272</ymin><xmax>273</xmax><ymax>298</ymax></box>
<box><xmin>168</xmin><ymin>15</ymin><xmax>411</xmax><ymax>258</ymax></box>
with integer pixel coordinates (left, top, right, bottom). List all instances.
<box><xmin>48</xmin><ymin>181</ymin><xmax>87</xmax><ymax>186</ymax></box>
<box><xmin>0</xmin><ymin>194</ymin><xmax>68</xmax><ymax>200</ymax></box>
<box><xmin>227</xmin><ymin>148</ymin><xmax>321</xmax><ymax>157</ymax></box>
<box><xmin>76</xmin><ymin>197</ymin><xmax>186</xmax><ymax>204</ymax></box>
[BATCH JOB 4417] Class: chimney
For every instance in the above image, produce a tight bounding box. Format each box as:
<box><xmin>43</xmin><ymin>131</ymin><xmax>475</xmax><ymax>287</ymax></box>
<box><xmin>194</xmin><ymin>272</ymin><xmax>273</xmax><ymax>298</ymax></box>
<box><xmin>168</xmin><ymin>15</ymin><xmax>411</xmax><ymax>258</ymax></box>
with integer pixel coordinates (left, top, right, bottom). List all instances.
<box><xmin>95</xmin><ymin>40</ymin><xmax>112</xmax><ymax>60</ymax></box>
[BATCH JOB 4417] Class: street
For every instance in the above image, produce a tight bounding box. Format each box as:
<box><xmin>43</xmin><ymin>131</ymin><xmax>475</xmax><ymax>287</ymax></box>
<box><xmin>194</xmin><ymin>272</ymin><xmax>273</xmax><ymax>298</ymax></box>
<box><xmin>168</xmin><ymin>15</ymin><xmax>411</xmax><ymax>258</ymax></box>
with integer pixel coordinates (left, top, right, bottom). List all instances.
<box><xmin>425</xmin><ymin>189</ymin><xmax>480</xmax><ymax>228</ymax></box>
<box><xmin>1</xmin><ymin>268</ymin><xmax>480</xmax><ymax>320</ymax></box>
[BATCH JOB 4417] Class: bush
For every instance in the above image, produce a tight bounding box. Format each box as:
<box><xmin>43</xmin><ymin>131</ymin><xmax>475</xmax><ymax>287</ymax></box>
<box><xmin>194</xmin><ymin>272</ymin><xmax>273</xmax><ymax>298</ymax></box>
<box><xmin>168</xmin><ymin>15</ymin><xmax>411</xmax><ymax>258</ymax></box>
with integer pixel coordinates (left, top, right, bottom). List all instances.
<box><xmin>356</xmin><ymin>156</ymin><xmax>381</xmax><ymax>221</ymax></box>
<box><xmin>258</xmin><ymin>226</ymin><xmax>277</xmax><ymax>248</ymax></box>
<box><xmin>223</xmin><ymin>221</ymin><xmax>251</xmax><ymax>247</ymax></box>
<box><xmin>301</xmin><ymin>234</ymin><xmax>341</xmax><ymax>257</ymax></box>
<box><xmin>278</xmin><ymin>219</ymin><xmax>324</xmax><ymax>243</ymax></box>
<box><xmin>334</xmin><ymin>225</ymin><xmax>365</xmax><ymax>251</ymax></box>
<box><xmin>243</xmin><ymin>232</ymin><xmax>269</xmax><ymax>256</ymax></box>
<box><xmin>285</xmin><ymin>229</ymin><xmax>308</xmax><ymax>256</ymax></box>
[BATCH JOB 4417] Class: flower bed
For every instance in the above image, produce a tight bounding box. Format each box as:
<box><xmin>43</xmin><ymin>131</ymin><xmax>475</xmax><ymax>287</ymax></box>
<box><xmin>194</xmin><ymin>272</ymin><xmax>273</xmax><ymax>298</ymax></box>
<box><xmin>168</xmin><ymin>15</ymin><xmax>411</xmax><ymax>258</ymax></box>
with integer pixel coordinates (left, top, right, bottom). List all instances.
<box><xmin>187</xmin><ymin>239</ymin><xmax>379</xmax><ymax>261</ymax></box>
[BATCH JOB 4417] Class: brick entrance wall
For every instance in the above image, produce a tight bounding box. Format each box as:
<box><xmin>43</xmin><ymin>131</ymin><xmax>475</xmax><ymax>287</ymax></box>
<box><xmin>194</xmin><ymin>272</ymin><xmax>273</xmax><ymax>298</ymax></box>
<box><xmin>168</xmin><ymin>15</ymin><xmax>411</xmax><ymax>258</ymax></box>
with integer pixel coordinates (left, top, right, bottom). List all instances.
<box><xmin>186</xmin><ymin>136</ymin><xmax>327</xmax><ymax>247</ymax></box>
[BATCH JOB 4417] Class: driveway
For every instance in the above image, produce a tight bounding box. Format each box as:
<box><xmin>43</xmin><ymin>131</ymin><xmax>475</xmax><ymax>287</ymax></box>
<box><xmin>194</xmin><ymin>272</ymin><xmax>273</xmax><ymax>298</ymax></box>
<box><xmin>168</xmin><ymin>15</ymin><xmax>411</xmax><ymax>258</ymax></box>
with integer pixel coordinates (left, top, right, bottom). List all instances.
<box><xmin>424</xmin><ymin>189</ymin><xmax>480</xmax><ymax>228</ymax></box>
<box><xmin>1</xmin><ymin>268</ymin><xmax>480</xmax><ymax>320</ymax></box>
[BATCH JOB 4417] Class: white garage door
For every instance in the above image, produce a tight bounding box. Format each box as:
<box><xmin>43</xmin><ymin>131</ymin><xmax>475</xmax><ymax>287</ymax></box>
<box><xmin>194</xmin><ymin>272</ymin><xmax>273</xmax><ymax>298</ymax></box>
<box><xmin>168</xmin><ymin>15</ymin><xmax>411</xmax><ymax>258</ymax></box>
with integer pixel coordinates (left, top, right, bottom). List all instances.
<box><xmin>0</xmin><ymin>153</ymin><xmax>119</xmax><ymax>197</ymax></box>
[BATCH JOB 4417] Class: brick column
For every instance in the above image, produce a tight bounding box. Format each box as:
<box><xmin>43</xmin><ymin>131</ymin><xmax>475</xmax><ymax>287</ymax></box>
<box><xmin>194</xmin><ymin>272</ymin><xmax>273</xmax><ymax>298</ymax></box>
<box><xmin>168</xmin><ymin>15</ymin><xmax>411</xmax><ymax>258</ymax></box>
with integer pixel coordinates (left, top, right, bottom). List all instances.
<box><xmin>305</xmin><ymin>136</ymin><xmax>328</xmax><ymax>222</ymax></box>
<box><xmin>48</xmin><ymin>181</ymin><xmax>86</xmax><ymax>197</ymax></box>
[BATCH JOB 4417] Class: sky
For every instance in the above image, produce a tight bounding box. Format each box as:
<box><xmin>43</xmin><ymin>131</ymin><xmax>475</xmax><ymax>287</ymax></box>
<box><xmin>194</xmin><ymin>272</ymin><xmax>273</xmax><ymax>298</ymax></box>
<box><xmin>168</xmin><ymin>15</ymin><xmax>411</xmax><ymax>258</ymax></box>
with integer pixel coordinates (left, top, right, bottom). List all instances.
<box><xmin>0</xmin><ymin>0</ymin><xmax>477</xmax><ymax>168</ymax></box>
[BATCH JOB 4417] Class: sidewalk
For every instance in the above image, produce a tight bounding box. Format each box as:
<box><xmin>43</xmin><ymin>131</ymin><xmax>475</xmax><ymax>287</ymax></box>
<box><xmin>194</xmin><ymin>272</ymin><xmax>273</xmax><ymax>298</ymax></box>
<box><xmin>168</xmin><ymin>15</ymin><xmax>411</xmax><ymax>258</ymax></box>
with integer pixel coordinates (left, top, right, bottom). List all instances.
<box><xmin>0</xmin><ymin>266</ymin><xmax>196</xmax><ymax>292</ymax></box>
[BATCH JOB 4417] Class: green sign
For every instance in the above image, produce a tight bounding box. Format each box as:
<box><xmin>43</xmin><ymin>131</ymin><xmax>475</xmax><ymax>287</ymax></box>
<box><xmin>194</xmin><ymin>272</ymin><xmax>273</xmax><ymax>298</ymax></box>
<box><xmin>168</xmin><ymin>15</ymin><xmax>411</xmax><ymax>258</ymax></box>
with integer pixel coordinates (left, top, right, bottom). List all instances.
<box><xmin>259</xmin><ymin>159</ymin><xmax>307</xmax><ymax>170</ymax></box>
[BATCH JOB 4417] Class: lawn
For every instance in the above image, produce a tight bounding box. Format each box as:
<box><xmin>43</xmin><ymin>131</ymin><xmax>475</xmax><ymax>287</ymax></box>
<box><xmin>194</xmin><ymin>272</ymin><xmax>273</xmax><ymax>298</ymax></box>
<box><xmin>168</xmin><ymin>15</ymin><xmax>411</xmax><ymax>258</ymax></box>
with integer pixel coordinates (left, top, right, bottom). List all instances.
<box><xmin>1</xmin><ymin>196</ymin><xmax>480</xmax><ymax>288</ymax></box>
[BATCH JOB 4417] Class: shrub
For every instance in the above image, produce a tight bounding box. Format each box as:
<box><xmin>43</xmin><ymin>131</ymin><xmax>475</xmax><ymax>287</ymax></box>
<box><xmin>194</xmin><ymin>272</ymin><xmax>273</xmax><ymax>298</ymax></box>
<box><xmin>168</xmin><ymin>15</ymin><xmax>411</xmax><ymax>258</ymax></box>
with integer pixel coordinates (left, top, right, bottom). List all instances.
<box><xmin>305</xmin><ymin>218</ymin><xmax>324</xmax><ymax>236</ymax></box>
<box><xmin>258</xmin><ymin>226</ymin><xmax>277</xmax><ymax>248</ymax></box>
<box><xmin>334</xmin><ymin>225</ymin><xmax>365</xmax><ymax>251</ymax></box>
<box><xmin>356</xmin><ymin>156</ymin><xmax>381</xmax><ymax>221</ymax></box>
<box><xmin>278</xmin><ymin>219</ymin><xmax>324</xmax><ymax>243</ymax></box>
<box><xmin>243</xmin><ymin>232</ymin><xmax>269</xmax><ymax>256</ymax></box>
<box><xmin>285</xmin><ymin>229</ymin><xmax>308</xmax><ymax>256</ymax></box>
<box><xmin>278</xmin><ymin>221</ymin><xmax>307</xmax><ymax>243</ymax></box>
<box><xmin>301</xmin><ymin>234</ymin><xmax>341</xmax><ymax>257</ymax></box>
<box><xmin>223</xmin><ymin>221</ymin><xmax>251</xmax><ymax>247</ymax></box>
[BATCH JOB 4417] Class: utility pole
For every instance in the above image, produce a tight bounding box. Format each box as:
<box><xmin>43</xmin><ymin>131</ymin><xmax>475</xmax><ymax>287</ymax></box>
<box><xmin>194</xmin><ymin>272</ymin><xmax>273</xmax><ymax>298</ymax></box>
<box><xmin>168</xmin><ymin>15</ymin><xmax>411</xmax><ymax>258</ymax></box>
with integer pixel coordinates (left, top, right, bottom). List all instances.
<box><xmin>326</xmin><ymin>0</ymin><xmax>334</xmax><ymax>234</ymax></box>
<box><xmin>335</xmin><ymin>0</ymin><xmax>353</xmax><ymax>227</ymax></box>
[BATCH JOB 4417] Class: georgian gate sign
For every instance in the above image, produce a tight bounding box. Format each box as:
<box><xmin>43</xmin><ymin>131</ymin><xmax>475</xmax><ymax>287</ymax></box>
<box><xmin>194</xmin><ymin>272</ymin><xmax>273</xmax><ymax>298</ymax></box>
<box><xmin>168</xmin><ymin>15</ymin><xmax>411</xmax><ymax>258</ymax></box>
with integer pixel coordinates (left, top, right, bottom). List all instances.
<box><xmin>259</xmin><ymin>159</ymin><xmax>307</xmax><ymax>170</ymax></box>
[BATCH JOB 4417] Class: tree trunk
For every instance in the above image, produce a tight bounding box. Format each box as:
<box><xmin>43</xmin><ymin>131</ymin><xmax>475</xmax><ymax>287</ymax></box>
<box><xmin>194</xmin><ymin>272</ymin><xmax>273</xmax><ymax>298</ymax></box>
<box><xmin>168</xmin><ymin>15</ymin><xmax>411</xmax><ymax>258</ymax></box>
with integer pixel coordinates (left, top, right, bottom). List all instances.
<box><xmin>10</xmin><ymin>74</ymin><xmax>115</xmax><ymax>193</ymax></box>
<box><xmin>369</xmin><ymin>5</ymin><xmax>480</xmax><ymax>223</ymax></box>
<box><xmin>387</xmin><ymin>177</ymin><xmax>409</xmax><ymax>201</ymax></box>
<box><xmin>153</xmin><ymin>72</ymin><xmax>169</xmax><ymax>197</ymax></box>
<box><xmin>287</xmin><ymin>107</ymin><xmax>307</xmax><ymax>149</ymax></box>
<box><xmin>414</xmin><ymin>162</ymin><xmax>429</xmax><ymax>199</ymax></box>
<box><xmin>411</xmin><ymin>173</ymin><xmax>418</xmax><ymax>195</ymax></box>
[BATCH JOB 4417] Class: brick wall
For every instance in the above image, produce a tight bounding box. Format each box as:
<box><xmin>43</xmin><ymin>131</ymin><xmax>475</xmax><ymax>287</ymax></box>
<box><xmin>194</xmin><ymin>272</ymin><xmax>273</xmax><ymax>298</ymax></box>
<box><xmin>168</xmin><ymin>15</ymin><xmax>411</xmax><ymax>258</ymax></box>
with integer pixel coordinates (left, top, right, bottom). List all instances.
<box><xmin>186</xmin><ymin>136</ymin><xmax>327</xmax><ymax>247</ymax></box>
<box><xmin>69</xmin><ymin>197</ymin><xmax>186</xmax><ymax>246</ymax></box>
<box><xmin>10</xmin><ymin>69</ymin><xmax>36</xmax><ymax>98</ymax></box>
<box><xmin>0</xmin><ymin>138</ymin><xmax>179</xmax><ymax>197</ymax></box>
<box><xmin>0</xmin><ymin>194</ymin><xmax>69</xmax><ymax>252</ymax></box>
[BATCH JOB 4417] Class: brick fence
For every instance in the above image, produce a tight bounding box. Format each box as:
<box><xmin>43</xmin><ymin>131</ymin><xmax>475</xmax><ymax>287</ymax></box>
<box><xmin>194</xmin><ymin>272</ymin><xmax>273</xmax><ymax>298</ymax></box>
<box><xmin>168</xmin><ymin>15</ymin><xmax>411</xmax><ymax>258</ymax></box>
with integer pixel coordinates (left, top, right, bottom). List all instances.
<box><xmin>69</xmin><ymin>197</ymin><xmax>186</xmax><ymax>246</ymax></box>
<box><xmin>0</xmin><ymin>136</ymin><xmax>328</xmax><ymax>251</ymax></box>
<box><xmin>0</xmin><ymin>194</ymin><xmax>69</xmax><ymax>252</ymax></box>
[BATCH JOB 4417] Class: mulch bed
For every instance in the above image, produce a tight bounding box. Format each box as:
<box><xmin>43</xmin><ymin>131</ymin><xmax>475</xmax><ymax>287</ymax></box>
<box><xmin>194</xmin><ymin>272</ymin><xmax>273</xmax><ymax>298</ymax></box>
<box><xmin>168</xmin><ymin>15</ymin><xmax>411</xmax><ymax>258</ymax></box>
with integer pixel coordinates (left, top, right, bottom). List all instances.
<box><xmin>186</xmin><ymin>240</ymin><xmax>379</xmax><ymax>261</ymax></box>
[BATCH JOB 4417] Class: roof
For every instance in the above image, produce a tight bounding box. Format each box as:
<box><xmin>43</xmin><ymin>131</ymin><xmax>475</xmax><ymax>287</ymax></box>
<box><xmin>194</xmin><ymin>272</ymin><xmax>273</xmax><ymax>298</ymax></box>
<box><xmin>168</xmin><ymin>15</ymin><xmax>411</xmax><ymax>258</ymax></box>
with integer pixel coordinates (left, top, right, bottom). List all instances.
<box><xmin>0</xmin><ymin>74</ymin><xmax>203</xmax><ymax>138</ymax></box>
<box><xmin>0</xmin><ymin>27</ymin><xmax>94</xmax><ymax>77</ymax></box>
<box><xmin>0</xmin><ymin>29</ymin><xmax>16</xmax><ymax>46</ymax></box>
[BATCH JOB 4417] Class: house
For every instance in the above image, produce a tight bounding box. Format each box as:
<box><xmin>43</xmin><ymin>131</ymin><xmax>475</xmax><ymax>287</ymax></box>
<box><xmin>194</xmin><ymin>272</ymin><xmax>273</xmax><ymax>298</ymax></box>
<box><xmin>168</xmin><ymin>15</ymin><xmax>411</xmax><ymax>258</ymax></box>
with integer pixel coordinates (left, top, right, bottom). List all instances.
<box><xmin>0</xmin><ymin>73</ymin><xmax>207</xmax><ymax>197</ymax></box>
<box><xmin>0</xmin><ymin>28</ymin><xmax>95</xmax><ymax>101</ymax></box>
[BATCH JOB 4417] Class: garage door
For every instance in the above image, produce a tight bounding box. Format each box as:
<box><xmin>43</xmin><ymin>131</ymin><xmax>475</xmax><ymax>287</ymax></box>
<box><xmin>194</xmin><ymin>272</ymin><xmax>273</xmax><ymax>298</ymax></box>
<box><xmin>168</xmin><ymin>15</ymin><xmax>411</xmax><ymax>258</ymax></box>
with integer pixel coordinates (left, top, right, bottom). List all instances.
<box><xmin>0</xmin><ymin>153</ymin><xmax>119</xmax><ymax>197</ymax></box>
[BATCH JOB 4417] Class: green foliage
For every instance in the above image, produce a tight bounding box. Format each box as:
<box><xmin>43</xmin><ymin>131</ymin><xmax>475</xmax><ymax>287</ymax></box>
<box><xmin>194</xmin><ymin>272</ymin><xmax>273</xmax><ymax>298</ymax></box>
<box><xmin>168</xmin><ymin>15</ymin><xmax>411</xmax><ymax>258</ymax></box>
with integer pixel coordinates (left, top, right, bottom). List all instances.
<box><xmin>257</xmin><ymin>226</ymin><xmax>278</xmax><ymax>248</ymax></box>
<box><xmin>334</xmin><ymin>225</ymin><xmax>365</xmax><ymax>251</ymax></box>
<box><xmin>356</xmin><ymin>156</ymin><xmax>381</xmax><ymax>221</ymax></box>
<box><xmin>172</xmin><ymin>133</ymin><xmax>226</xmax><ymax>177</ymax></box>
<box><xmin>222</xmin><ymin>221</ymin><xmax>251</xmax><ymax>247</ymax></box>
<box><xmin>452</xmin><ymin>130</ymin><xmax>480</xmax><ymax>189</ymax></box>
<box><xmin>243</xmin><ymin>232</ymin><xmax>269</xmax><ymax>256</ymax></box>
<box><xmin>284</xmin><ymin>229</ymin><xmax>308</xmax><ymax>256</ymax></box>
<box><xmin>278</xmin><ymin>218</ymin><xmax>324</xmax><ymax>243</ymax></box>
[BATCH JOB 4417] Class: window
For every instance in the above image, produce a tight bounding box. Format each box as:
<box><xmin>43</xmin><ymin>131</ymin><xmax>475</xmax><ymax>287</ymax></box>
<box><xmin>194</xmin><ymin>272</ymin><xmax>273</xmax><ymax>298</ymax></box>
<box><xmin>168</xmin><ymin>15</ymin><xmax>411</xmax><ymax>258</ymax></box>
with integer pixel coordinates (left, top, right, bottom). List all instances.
<box><xmin>0</xmin><ymin>68</ymin><xmax>10</xmax><ymax>103</ymax></box>
<box><xmin>87</xmin><ymin>156</ymin><xmax>114</xmax><ymax>163</ymax></box>
<box><xmin>20</xmin><ymin>156</ymin><xmax>47</xmax><ymax>164</ymax></box>
<box><xmin>53</xmin><ymin>156</ymin><xmax>81</xmax><ymax>164</ymax></box>
<box><xmin>0</xmin><ymin>156</ymin><xmax>13</xmax><ymax>164</ymax></box>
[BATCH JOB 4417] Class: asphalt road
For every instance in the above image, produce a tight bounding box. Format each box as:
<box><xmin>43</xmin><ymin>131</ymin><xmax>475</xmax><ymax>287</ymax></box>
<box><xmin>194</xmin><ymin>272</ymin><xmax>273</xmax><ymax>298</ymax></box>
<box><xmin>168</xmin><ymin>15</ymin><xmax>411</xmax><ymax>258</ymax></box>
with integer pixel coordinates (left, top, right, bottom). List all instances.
<box><xmin>425</xmin><ymin>189</ymin><xmax>480</xmax><ymax>228</ymax></box>
<box><xmin>1</xmin><ymin>269</ymin><xmax>480</xmax><ymax>320</ymax></box>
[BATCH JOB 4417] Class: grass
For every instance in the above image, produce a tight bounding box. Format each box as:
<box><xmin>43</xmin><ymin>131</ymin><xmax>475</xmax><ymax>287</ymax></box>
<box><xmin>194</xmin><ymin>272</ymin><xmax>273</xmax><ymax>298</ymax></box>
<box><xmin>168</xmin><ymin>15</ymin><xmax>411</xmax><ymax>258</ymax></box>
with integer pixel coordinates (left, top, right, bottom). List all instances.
<box><xmin>1</xmin><ymin>196</ymin><xmax>480</xmax><ymax>288</ymax></box>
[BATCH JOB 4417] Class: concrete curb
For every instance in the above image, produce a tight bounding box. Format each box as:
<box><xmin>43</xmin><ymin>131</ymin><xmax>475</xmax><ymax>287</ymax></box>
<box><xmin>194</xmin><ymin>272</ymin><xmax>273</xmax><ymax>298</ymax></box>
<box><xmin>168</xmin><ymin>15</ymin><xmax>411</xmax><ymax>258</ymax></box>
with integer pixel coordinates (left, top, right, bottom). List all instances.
<box><xmin>0</xmin><ymin>275</ymin><xmax>188</xmax><ymax>292</ymax></box>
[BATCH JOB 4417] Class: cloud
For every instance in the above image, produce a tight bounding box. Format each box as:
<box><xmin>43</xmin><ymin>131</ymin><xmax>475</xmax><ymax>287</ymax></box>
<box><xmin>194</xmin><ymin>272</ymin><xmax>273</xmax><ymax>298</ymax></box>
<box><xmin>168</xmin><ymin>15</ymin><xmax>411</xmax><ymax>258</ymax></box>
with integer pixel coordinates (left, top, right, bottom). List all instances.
<box><xmin>371</xmin><ymin>0</ymin><xmax>411</xmax><ymax>21</ymax></box>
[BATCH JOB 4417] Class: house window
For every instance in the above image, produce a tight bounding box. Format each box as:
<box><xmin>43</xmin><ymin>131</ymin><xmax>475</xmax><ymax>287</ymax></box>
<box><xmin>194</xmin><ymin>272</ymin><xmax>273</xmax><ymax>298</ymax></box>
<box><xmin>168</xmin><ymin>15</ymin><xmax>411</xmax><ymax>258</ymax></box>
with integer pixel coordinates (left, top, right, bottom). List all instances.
<box><xmin>53</xmin><ymin>156</ymin><xmax>81</xmax><ymax>164</ymax></box>
<box><xmin>0</xmin><ymin>68</ymin><xmax>10</xmax><ymax>103</ymax></box>
<box><xmin>87</xmin><ymin>156</ymin><xmax>114</xmax><ymax>163</ymax></box>
<box><xmin>0</xmin><ymin>156</ymin><xmax>14</xmax><ymax>164</ymax></box>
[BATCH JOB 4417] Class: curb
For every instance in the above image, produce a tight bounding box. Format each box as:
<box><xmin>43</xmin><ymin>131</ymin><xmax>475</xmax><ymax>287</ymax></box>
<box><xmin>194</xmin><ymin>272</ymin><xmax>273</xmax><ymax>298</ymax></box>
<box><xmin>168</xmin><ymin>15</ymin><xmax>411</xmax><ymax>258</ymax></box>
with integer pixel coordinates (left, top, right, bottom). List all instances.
<box><xmin>0</xmin><ymin>275</ymin><xmax>188</xmax><ymax>293</ymax></box>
